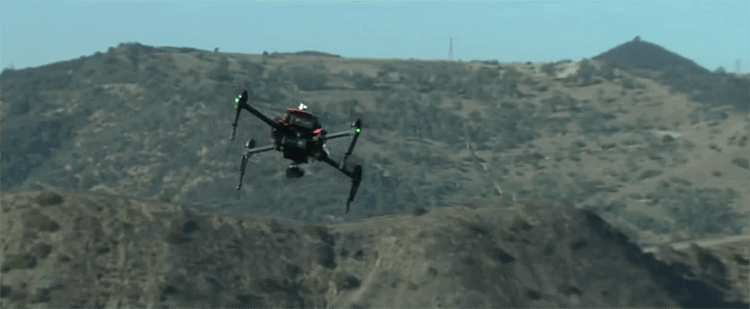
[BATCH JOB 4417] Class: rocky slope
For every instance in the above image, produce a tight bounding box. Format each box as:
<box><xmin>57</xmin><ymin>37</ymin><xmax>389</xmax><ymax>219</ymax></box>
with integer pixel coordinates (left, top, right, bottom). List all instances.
<box><xmin>1</xmin><ymin>190</ymin><xmax>747</xmax><ymax>308</ymax></box>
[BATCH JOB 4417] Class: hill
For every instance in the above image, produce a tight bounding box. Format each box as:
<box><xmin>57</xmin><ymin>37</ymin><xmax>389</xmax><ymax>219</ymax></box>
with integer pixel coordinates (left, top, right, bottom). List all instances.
<box><xmin>1</xmin><ymin>190</ymin><xmax>747</xmax><ymax>307</ymax></box>
<box><xmin>0</xmin><ymin>40</ymin><xmax>748</xmax><ymax>306</ymax></box>
<box><xmin>1</xmin><ymin>41</ymin><xmax>747</xmax><ymax>241</ymax></box>
<box><xmin>594</xmin><ymin>37</ymin><xmax>749</xmax><ymax>111</ymax></box>
<box><xmin>593</xmin><ymin>36</ymin><xmax>711</xmax><ymax>75</ymax></box>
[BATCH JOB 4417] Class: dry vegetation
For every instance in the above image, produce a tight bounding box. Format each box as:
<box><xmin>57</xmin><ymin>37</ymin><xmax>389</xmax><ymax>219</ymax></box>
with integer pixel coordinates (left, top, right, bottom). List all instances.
<box><xmin>1</xmin><ymin>190</ymin><xmax>746</xmax><ymax>307</ymax></box>
<box><xmin>1</xmin><ymin>40</ymin><xmax>748</xmax><ymax>307</ymax></box>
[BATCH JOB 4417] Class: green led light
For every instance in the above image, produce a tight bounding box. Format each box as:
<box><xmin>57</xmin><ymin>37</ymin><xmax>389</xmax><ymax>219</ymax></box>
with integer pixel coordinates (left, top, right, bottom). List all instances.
<box><xmin>234</xmin><ymin>97</ymin><xmax>240</xmax><ymax>103</ymax></box>
<box><xmin>355</xmin><ymin>128</ymin><xmax>361</xmax><ymax>133</ymax></box>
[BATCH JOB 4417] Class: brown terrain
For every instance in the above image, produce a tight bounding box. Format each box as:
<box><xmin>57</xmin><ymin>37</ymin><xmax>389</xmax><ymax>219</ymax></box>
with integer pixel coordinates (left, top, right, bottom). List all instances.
<box><xmin>1</xmin><ymin>39</ymin><xmax>748</xmax><ymax>307</ymax></box>
<box><xmin>1</xmin><ymin>190</ymin><xmax>747</xmax><ymax>307</ymax></box>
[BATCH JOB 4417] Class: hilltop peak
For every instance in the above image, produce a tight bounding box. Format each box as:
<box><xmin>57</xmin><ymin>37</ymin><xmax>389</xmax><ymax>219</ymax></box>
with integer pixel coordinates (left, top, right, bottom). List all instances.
<box><xmin>593</xmin><ymin>37</ymin><xmax>710</xmax><ymax>75</ymax></box>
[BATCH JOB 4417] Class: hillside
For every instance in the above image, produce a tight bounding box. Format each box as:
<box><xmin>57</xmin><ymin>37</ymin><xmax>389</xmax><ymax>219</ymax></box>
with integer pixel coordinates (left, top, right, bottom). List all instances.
<box><xmin>1</xmin><ymin>190</ymin><xmax>747</xmax><ymax>307</ymax></box>
<box><xmin>593</xmin><ymin>36</ymin><xmax>711</xmax><ymax>75</ymax></box>
<box><xmin>0</xmin><ymin>40</ymin><xmax>748</xmax><ymax>306</ymax></box>
<box><xmin>0</xmin><ymin>42</ymin><xmax>750</xmax><ymax>308</ymax></box>
<box><xmin>594</xmin><ymin>37</ymin><xmax>749</xmax><ymax>111</ymax></box>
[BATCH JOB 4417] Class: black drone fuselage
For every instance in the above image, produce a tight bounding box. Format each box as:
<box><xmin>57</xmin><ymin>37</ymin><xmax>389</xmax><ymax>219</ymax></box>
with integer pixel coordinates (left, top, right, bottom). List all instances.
<box><xmin>230</xmin><ymin>90</ymin><xmax>363</xmax><ymax>213</ymax></box>
<box><xmin>272</xmin><ymin>109</ymin><xmax>326</xmax><ymax>165</ymax></box>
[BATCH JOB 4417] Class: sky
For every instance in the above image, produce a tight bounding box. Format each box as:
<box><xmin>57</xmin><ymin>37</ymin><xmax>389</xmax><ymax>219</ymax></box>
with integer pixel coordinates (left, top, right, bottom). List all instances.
<box><xmin>1</xmin><ymin>0</ymin><xmax>749</xmax><ymax>72</ymax></box>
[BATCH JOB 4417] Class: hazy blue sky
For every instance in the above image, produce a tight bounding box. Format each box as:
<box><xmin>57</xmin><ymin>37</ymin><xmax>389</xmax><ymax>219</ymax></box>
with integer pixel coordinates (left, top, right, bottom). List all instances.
<box><xmin>2</xmin><ymin>1</ymin><xmax>748</xmax><ymax>72</ymax></box>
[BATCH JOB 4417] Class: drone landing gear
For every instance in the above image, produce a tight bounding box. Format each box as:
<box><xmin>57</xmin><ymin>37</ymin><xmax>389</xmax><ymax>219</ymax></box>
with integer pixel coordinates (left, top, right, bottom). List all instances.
<box><xmin>236</xmin><ymin>139</ymin><xmax>275</xmax><ymax>190</ymax></box>
<box><xmin>319</xmin><ymin>155</ymin><xmax>362</xmax><ymax>214</ymax></box>
<box><xmin>317</xmin><ymin>118</ymin><xmax>363</xmax><ymax>213</ymax></box>
<box><xmin>286</xmin><ymin>165</ymin><xmax>305</xmax><ymax>179</ymax></box>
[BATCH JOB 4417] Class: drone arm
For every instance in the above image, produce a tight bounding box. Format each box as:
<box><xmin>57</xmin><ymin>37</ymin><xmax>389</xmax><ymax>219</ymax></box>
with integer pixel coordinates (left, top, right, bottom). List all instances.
<box><xmin>244</xmin><ymin>144</ymin><xmax>276</xmax><ymax>155</ymax></box>
<box><xmin>236</xmin><ymin>139</ymin><xmax>276</xmax><ymax>190</ymax></box>
<box><xmin>231</xmin><ymin>90</ymin><xmax>285</xmax><ymax>140</ymax></box>
<box><xmin>323</xmin><ymin>130</ymin><xmax>352</xmax><ymax>140</ymax></box>
<box><xmin>322</xmin><ymin>118</ymin><xmax>362</xmax><ymax>141</ymax></box>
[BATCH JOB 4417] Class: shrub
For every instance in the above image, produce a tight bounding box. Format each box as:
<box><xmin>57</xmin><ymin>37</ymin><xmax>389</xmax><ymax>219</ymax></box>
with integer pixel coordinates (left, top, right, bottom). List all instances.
<box><xmin>731</xmin><ymin>157</ymin><xmax>749</xmax><ymax>169</ymax></box>
<box><xmin>542</xmin><ymin>63</ymin><xmax>556</xmax><ymax>77</ymax></box>
<box><xmin>239</xmin><ymin>60</ymin><xmax>264</xmax><ymax>80</ymax></box>
<box><xmin>577</xmin><ymin>59</ymin><xmax>595</xmax><ymax>86</ymax></box>
<box><xmin>207</xmin><ymin>56</ymin><xmax>233</xmax><ymax>82</ymax></box>
<box><xmin>267</xmin><ymin>66</ymin><xmax>287</xmax><ymax>83</ymax></box>
<box><xmin>637</xmin><ymin>170</ymin><xmax>663</xmax><ymax>181</ymax></box>
<box><xmin>621</xmin><ymin>76</ymin><xmax>636</xmax><ymax>89</ymax></box>
<box><xmin>472</xmin><ymin>67</ymin><xmax>499</xmax><ymax>84</ymax></box>
<box><xmin>600</xmin><ymin>62</ymin><xmax>616</xmax><ymax>80</ymax></box>
<box><xmin>352</xmin><ymin>71</ymin><xmax>377</xmax><ymax>90</ymax></box>
<box><xmin>593</xmin><ymin>200</ymin><xmax>626</xmax><ymax>215</ymax></box>
<box><xmin>656</xmin><ymin>187</ymin><xmax>745</xmax><ymax>236</ymax></box>
<box><xmin>288</xmin><ymin>64</ymin><xmax>328</xmax><ymax>91</ymax></box>
<box><xmin>576</xmin><ymin>109</ymin><xmax>620</xmax><ymax>135</ymax></box>
<box><xmin>528</xmin><ymin>173</ymin><xmax>565</xmax><ymax>204</ymax></box>
<box><xmin>377</xmin><ymin>63</ymin><xmax>398</xmax><ymax>78</ymax></box>
<box><xmin>622</xmin><ymin>211</ymin><xmax>670</xmax><ymax>234</ymax></box>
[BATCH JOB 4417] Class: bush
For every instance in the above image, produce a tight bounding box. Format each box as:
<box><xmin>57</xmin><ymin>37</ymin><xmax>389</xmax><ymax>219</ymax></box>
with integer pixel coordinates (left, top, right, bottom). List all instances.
<box><xmin>569</xmin><ymin>178</ymin><xmax>606</xmax><ymax>201</ymax></box>
<box><xmin>239</xmin><ymin>60</ymin><xmax>264</xmax><ymax>80</ymax></box>
<box><xmin>577</xmin><ymin>59</ymin><xmax>595</xmax><ymax>86</ymax></box>
<box><xmin>593</xmin><ymin>200</ymin><xmax>626</xmax><ymax>215</ymax></box>
<box><xmin>576</xmin><ymin>109</ymin><xmax>620</xmax><ymax>135</ymax></box>
<box><xmin>542</xmin><ymin>63</ymin><xmax>556</xmax><ymax>77</ymax></box>
<box><xmin>528</xmin><ymin>173</ymin><xmax>565</xmax><ymax>204</ymax></box>
<box><xmin>731</xmin><ymin>157</ymin><xmax>749</xmax><ymax>169</ymax></box>
<box><xmin>600</xmin><ymin>62</ymin><xmax>616</xmax><ymax>80</ymax></box>
<box><xmin>288</xmin><ymin>64</ymin><xmax>328</xmax><ymax>91</ymax></box>
<box><xmin>622</xmin><ymin>211</ymin><xmax>670</xmax><ymax>234</ymax></box>
<box><xmin>143</xmin><ymin>65</ymin><xmax>169</xmax><ymax>87</ymax></box>
<box><xmin>637</xmin><ymin>170</ymin><xmax>663</xmax><ymax>181</ymax></box>
<box><xmin>352</xmin><ymin>71</ymin><xmax>377</xmax><ymax>90</ymax></box>
<box><xmin>377</xmin><ymin>63</ymin><xmax>398</xmax><ymax>78</ymax></box>
<box><xmin>472</xmin><ymin>67</ymin><xmax>499</xmax><ymax>84</ymax></box>
<box><xmin>540</xmin><ymin>92</ymin><xmax>581</xmax><ymax>114</ymax></box>
<box><xmin>9</xmin><ymin>96</ymin><xmax>30</xmax><ymax>115</ymax></box>
<box><xmin>621</xmin><ymin>76</ymin><xmax>636</xmax><ymax>89</ymax></box>
<box><xmin>207</xmin><ymin>56</ymin><xmax>233</xmax><ymax>82</ymax></box>
<box><xmin>656</xmin><ymin>187</ymin><xmax>745</xmax><ymax>236</ymax></box>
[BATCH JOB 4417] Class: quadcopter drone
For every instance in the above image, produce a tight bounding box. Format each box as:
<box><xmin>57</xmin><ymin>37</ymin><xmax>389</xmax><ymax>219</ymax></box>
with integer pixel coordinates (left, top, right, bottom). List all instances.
<box><xmin>230</xmin><ymin>90</ymin><xmax>363</xmax><ymax>213</ymax></box>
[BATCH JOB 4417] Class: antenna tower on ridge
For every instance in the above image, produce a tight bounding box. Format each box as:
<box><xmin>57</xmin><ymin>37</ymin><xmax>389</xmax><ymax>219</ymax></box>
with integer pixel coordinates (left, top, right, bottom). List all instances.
<box><xmin>735</xmin><ymin>59</ymin><xmax>741</xmax><ymax>75</ymax></box>
<box><xmin>449</xmin><ymin>38</ymin><xmax>453</xmax><ymax>61</ymax></box>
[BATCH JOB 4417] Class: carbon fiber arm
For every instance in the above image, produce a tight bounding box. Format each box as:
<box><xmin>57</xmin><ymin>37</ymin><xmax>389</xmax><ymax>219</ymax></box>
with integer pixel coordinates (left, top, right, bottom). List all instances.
<box><xmin>231</xmin><ymin>90</ymin><xmax>286</xmax><ymax>140</ymax></box>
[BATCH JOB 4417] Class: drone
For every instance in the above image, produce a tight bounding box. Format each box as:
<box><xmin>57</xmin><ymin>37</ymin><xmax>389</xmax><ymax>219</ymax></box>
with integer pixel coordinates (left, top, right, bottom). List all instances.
<box><xmin>230</xmin><ymin>90</ymin><xmax>363</xmax><ymax>213</ymax></box>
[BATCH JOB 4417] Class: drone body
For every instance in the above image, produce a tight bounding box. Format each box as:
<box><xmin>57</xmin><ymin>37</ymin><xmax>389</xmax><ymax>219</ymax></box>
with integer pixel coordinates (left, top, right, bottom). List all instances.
<box><xmin>230</xmin><ymin>90</ymin><xmax>363</xmax><ymax>213</ymax></box>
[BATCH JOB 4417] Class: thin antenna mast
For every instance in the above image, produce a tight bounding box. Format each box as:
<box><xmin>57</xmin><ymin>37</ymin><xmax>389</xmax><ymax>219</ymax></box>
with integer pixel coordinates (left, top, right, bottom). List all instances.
<box><xmin>735</xmin><ymin>59</ymin><xmax>741</xmax><ymax>75</ymax></box>
<box><xmin>449</xmin><ymin>38</ymin><xmax>453</xmax><ymax>61</ymax></box>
